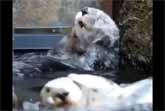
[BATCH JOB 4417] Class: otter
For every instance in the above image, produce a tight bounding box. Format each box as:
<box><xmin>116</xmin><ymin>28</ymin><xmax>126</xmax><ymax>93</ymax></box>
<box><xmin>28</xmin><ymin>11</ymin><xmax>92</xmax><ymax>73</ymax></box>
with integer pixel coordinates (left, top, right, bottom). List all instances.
<box><xmin>40</xmin><ymin>74</ymin><xmax>152</xmax><ymax>109</ymax></box>
<box><xmin>48</xmin><ymin>7</ymin><xmax>120</xmax><ymax>71</ymax></box>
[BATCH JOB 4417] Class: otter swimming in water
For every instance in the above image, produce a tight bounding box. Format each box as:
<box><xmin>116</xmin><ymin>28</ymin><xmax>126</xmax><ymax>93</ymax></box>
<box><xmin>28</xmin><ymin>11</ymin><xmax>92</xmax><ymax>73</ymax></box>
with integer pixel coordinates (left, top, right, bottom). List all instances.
<box><xmin>48</xmin><ymin>7</ymin><xmax>120</xmax><ymax>71</ymax></box>
<box><xmin>40</xmin><ymin>74</ymin><xmax>152</xmax><ymax>109</ymax></box>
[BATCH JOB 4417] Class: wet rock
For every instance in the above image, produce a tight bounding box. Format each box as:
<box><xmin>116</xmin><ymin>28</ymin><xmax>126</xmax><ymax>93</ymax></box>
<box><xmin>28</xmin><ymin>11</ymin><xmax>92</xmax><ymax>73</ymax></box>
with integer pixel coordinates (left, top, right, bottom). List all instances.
<box><xmin>13</xmin><ymin>53</ymin><xmax>76</xmax><ymax>78</ymax></box>
<box><xmin>13</xmin><ymin>61</ymin><xmax>41</xmax><ymax>78</ymax></box>
<box><xmin>35</xmin><ymin>56</ymin><xmax>75</xmax><ymax>73</ymax></box>
<box><xmin>116</xmin><ymin>0</ymin><xmax>152</xmax><ymax>73</ymax></box>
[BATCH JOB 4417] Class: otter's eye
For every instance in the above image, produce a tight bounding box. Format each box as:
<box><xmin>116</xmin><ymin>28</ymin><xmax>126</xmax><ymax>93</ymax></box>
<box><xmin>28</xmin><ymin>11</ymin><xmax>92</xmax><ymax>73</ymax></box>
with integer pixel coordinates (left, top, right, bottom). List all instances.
<box><xmin>45</xmin><ymin>87</ymin><xmax>50</xmax><ymax>93</ymax></box>
<box><xmin>78</xmin><ymin>21</ymin><xmax>84</xmax><ymax>28</ymax></box>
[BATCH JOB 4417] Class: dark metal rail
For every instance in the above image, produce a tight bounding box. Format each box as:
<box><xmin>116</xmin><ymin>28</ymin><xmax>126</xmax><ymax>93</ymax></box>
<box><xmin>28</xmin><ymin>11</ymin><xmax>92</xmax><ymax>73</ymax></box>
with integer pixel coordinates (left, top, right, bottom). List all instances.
<box><xmin>13</xmin><ymin>34</ymin><xmax>63</xmax><ymax>50</ymax></box>
<box><xmin>14</xmin><ymin>27</ymin><xmax>72</xmax><ymax>34</ymax></box>
<box><xmin>13</xmin><ymin>27</ymin><xmax>71</xmax><ymax>50</ymax></box>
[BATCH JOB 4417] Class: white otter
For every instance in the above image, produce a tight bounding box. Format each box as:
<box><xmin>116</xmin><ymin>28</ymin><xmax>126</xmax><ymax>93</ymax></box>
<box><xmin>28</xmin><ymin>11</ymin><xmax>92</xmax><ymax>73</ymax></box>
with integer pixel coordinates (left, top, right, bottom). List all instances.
<box><xmin>48</xmin><ymin>7</ymin><xmax>120</xmax><ymax>71</ymax></box>
<box><xmin>40</xmin><ymin>77</ymin><xmax>82</xmax><ymax>108</ymax></box>
<box><xmin>40</xmin><ymin>74</ymin><xmax>152</xmax><ymax>109</ymax></box>
<box><xmin>40</xmin><ymin>74</ymin><xmax>120</xmax><ymax>108</ymax></box>
<box><xmin>74</xmin><ymin>7</ymin><xmax>119</xmax><ymax>48</ymax></box>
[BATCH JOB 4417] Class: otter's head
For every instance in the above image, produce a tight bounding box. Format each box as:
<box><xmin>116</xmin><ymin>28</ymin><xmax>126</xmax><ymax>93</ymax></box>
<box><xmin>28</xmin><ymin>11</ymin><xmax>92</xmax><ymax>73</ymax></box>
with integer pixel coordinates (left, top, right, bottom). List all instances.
<box><xmin>73</xmin><ymin>7</ymin><xmax>119</xmax><ymax>48</ymax></box>
<box><xmin>66</xmin><ymin>27</ymin><xmax>90</xmax><ymax>55</ymax></box>
<box><xmin>66</xmin><ymin>7</ymin><xmax>102</xmax><ymax>55</ymax></box>
<box><xmin>74</xmin><ymin>7</ymin><xmax>116</xmax><ymax>30</ymax></box>
<box><xmin>40</xmin><ymin>77</ymin><xmax>83</xmax><ymax>108</ymax></box>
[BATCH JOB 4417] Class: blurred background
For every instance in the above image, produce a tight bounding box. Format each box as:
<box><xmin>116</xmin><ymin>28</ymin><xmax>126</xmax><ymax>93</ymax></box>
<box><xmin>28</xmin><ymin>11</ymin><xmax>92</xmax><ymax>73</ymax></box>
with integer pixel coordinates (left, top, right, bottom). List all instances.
<box><xmin>13</xmin><ymin>0</ymin><xmax>113</xmax><ymax>27</ymax></box>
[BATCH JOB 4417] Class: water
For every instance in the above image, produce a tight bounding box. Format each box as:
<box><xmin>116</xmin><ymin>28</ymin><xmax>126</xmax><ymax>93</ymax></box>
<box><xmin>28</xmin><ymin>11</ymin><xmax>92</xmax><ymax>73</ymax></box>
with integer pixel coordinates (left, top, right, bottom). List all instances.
<box><xmin>13</xmin><ymin>35</ymin><xmax>151</xmax><ymax>111</ymax></box>
<box><xmin>13</xmin><ymin>51</ymin><xmax>151</xmax><ymax>110</ymax></box>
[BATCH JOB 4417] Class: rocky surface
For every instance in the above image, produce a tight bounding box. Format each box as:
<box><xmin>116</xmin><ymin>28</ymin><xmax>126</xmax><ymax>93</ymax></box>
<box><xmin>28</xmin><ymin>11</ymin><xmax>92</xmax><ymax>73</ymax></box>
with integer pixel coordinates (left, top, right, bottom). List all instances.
<box><xmin>116</xmin><ymin>0</ymin><xmax>152</xmax><ymax>73</ymax></box>
<box><xmin>13</xmin><ymin>53</ymin><xmax>77</xmax><ymax>79</ymax></box>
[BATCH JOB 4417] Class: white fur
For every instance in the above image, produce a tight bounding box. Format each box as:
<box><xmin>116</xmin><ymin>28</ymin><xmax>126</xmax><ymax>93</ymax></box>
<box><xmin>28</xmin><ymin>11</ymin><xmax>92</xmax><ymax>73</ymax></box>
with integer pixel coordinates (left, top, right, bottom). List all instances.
<box><xmin>68</xmin><ymin>74</ymin><xmax>123</xmax><ymax>107</ymax></box>
<box><xmin>121</xmin><ymin>78</ymin><xmax>153</xmax><ymax>105</ymax></box>
<box><xmin>41</xmin><ymin>77</ymin><xmax>82</xmax><ymax>106</ymax></box>
<box><xmin>74</xmin><ymin>7</ymin><xmax>119</xmax><ymax>47</ymax></box>
<box><xmin>68</xmin><ymin>73</ymin><xmax>120</xmax><ymax>89</ymax></box>
<box><xmin>41</xmin><ymin>74</ymin><xmax>152</xmax><ymax>108</ymax></box>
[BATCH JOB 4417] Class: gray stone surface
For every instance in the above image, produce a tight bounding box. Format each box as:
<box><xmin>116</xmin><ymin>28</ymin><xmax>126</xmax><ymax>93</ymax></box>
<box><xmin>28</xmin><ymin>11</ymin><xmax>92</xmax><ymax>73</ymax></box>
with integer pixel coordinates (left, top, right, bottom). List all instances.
<box><xmin>117</xmin><ymin>0</ymin><xmax>152</xmax><ymax>73</ymax></box>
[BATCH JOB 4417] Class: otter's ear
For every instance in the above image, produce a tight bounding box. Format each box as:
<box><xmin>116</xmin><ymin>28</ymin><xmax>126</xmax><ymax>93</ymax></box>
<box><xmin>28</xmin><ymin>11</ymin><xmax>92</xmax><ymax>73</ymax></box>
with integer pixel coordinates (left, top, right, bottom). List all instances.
<box><xmin>68</xmin><ymin>74</ymin><xmax>87</xmax><ymax>90</ymax></box>
<box><xmin>72</xmin><ymin>80</ymin><xmax>84</xmax><ymax>90</ymax></box>
<box><xmin>81</xmin><ymin>7</ymin><xmax>88</xmax><ymax>16</ymax></box>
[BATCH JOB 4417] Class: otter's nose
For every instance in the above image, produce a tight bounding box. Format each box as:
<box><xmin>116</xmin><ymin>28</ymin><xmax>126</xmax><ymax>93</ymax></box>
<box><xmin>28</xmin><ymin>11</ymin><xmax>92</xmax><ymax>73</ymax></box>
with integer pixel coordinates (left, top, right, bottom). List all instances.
<box><xmin>57</xmin><ymin>92</ymin><xmax>69</xmax><ymax>101</ymax></box>
<box><xmin>81</xmin><ymin>7</ymin><xmax>88</xmax><ymax>16</ymax></box>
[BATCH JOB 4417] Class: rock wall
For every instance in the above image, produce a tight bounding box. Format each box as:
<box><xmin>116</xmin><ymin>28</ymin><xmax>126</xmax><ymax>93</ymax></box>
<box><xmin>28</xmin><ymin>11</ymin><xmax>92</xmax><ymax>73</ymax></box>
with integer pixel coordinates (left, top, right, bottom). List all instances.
<box><xmin>116</xmin><ymin>0</ymin><xmax>152</xmax><ymax>73</ymax></box>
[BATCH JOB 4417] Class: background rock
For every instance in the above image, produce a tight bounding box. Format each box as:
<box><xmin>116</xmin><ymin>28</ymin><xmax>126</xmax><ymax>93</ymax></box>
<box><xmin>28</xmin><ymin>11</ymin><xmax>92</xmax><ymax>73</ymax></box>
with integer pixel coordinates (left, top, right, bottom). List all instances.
<box><xmin>115</xmin><ymin>0</ymin><xmax>152</xmax><ymax>73</ymax></box>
